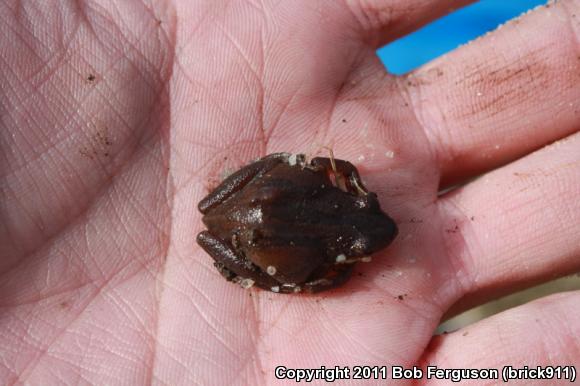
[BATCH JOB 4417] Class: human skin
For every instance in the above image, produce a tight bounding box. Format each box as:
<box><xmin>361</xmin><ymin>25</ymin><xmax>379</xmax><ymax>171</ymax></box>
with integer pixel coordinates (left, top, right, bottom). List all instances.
<box><xmin>0</xmin><ymin>0</ymin><xmax>579</xmax><ymax>385</ymax></box>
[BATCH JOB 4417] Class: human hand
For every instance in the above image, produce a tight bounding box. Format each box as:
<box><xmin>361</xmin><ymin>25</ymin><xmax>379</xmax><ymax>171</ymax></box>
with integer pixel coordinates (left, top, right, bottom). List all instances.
<box><xmin>1</xmin><ymin>1</ymin><xmax>579</xmax><ymax>384</ymax></box>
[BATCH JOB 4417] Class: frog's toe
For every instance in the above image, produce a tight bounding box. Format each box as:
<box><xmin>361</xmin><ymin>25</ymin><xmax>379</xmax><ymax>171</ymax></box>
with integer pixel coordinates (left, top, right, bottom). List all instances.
<box><xmin>213</xmin><ymin>262</ymin><xmax>237</xmax><ymax>281</ymax></box>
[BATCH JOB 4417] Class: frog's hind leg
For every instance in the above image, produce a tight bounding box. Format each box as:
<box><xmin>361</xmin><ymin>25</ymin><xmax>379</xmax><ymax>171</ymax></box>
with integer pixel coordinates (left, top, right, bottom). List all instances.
<box><xmin>213</xmin><ymin>261</ymin><xmax>237</xmax><ymax>281</ymax></box>
<box><xmin>198</xmin><ymin>153</ymin><xmax>290</xmax><ymax>213</ymax></box>
<box><xmin>197</xmin><ymin>231</ymin><xmax>279</xmax><ymax>289</ymax></box>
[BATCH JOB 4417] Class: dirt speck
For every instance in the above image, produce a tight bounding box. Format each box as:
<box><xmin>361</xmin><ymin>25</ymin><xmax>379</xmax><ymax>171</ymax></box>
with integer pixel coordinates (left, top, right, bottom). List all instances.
<box><xmin>95</xmin><ymin>129</ymin><xmax>113</xmax><ymax>147</ymax></box>
<box><xmin>427</xmin><ymin>67</ymin><xmax>444</xmax><ymax>77</ymax></box>
<box><xmin>446</xmin><ymin>225</ymin><xmax>459</xmax><ymax>234</ymax></box>
<box><xmin>79</xmin><ymin>148</ymin><xmax>95</xmax><ymax>159</ymax></box>
<box><xmin>79</xmin><ymin>126</ymin><xmax>113</xmax><ymax>159</ymax></box>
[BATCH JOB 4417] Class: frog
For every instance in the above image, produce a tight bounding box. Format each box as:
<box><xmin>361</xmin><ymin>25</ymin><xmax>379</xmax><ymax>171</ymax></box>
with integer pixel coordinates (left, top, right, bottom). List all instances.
<box><xmin>196</xmin><ymin>152</ymin><xmax>398</xmax><ymax>294</ymax></box>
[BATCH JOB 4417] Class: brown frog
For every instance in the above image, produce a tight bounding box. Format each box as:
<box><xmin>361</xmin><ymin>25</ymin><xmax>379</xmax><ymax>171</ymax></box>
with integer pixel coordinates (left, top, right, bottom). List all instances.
<box><xmin>197</xmin><ymin>153</ymin><xmax>398</xmax><ymax>294</ymax></box>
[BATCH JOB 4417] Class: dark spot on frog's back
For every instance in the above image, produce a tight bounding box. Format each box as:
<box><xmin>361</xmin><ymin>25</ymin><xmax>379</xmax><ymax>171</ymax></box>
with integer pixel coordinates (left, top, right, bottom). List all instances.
<box><xmin>197</xmin><ymin>152</ymin><xmax>398</xmax><ymax>294</ymax></box>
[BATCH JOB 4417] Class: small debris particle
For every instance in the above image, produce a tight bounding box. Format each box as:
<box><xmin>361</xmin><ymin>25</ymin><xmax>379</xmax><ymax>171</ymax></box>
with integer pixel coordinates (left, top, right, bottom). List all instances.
<box><xmin>335</xmin><ymin>254</ymin><xmax>347</xmax><ymax>263</ymax></box>
<box><xmin>266</xmin><ymin>266</ymin><xmax>277</xmax><ymax>276</ymax></box>
<box><xmin>360</xmin><ymin>256</ymin><xmax>372</xmax><ymax>263</ymax></box>
<box><xmin>462</xmin><ymin>331</ymin><xmax>469</xmax><ymax>336</ymax></box>
<box><xmin>384</xmin><ymin>150</ymin><xmax>395</xmax><ymax>158</ymax></box>
<box><xmin>240</xmin><ymin>278</ymin><xmax>255</xmax><ymax>289</ymax></box>
<box><xmin>271</xmin><ymin>286</ymin><xmax>280</xmax><ymax>293</ymax></box>
<box><xmin>446</xmin><ymin>225</ymin><xmax>459</xmax><ymax>233</ymax></box>
<box><xmin>342</xmin><ymin>119</ymin><xmax>347</xmax><ymax>123</ymax></box>
<box><xmin>79</xmin><ymin>148</ymin><xmax>95</xmax><ymax>159</ymax></box>
<box><xmin>87</xmin><ymin>74</ymin><xmax>96</xmax><ymax>81</ymax></box>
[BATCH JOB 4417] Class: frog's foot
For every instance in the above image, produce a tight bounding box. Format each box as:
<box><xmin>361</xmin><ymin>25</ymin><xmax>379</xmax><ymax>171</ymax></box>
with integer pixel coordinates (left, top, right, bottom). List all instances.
<box><xmin>212</xmin><ymin>266</ymin><xmax>259</xmax><ymax>290</ymax></box>
<box><xmin>197</xmin><ymin>230</ymin><xmax>279</xmax><ymax>289</ymax></box>
<box><xmin>213</xmin><ymin>261</ymin><xmax>237</xmax><ymax>281</ymax></box>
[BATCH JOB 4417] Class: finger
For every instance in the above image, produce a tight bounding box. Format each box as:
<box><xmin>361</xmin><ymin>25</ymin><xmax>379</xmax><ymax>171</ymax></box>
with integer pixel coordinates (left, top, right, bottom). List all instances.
<box><xmin>403</xmin><ymin>0</ymin><xmax>580</xmax><ymax>185</ymax></box>
<box><xmin>420</xmin><ymin>291</ymin><xmax>580</xmax><ymax>382</ymax></box>
<box><xmin>438</xmin><ymin>131</ymin><xmax>580</xmax><ymax>315</ymax></box>
<box><xmin>343</xmin><ymin>0</ymin><xmax>474</xmax><ymax>47</ymax></box>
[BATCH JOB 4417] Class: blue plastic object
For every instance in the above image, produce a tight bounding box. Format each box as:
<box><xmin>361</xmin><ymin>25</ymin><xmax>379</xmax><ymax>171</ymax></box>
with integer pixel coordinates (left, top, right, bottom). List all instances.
<box><xmin>377</xmin><ymin>0</ymin><xmax>548</xmax><ymax>74</ymax></box>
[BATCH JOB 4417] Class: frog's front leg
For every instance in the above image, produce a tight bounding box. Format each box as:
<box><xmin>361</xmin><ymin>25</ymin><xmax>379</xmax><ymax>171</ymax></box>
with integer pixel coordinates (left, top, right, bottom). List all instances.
<box><xmin>197</xmin><ymin>231</ymin><xmax>279</xmax><ymax>289</ymax></box>
<box><xmin>198</xmin><ymin>153</ymin><xmax>290</xmax><ymax>213</ymax></box>
<box><xmin>310</xmin><ymin>157</ymin><xmax>368</xmax><ymax>195</ymax></box>
<box><xmin>303</xmin><ymin>265</ymin><xmax>355</xmax><ymax>293</ymax></box>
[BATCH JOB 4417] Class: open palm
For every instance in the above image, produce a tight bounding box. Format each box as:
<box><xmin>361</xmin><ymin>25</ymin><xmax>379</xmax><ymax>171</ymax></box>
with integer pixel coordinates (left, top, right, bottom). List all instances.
<box><xmin>2</xmin><ymin>1</ymin><xmax>579</xmax><ymax>384</ymax></box>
